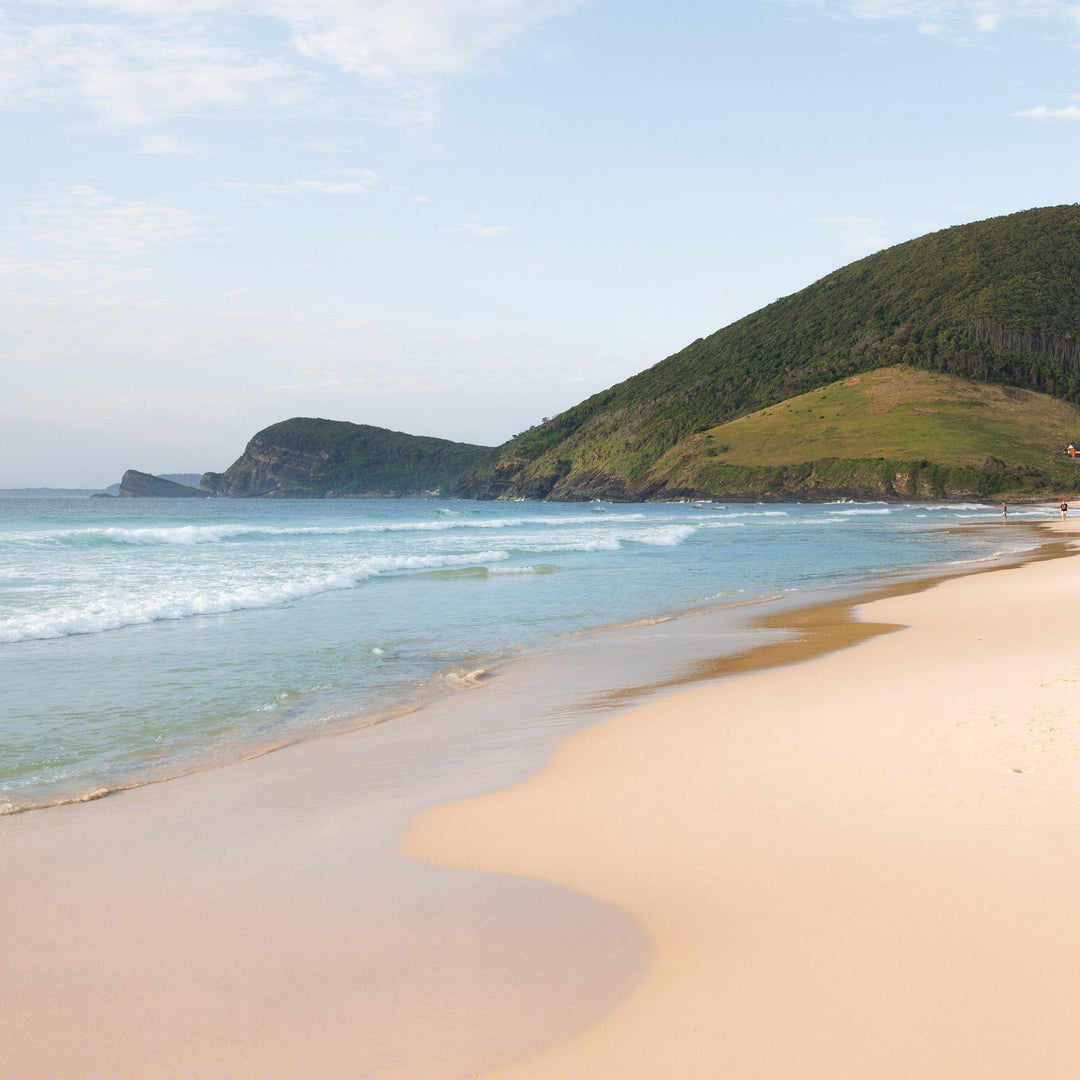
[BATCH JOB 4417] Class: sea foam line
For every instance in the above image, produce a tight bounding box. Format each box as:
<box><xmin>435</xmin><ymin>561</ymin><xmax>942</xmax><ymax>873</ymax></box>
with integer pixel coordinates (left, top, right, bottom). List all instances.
<box><xmin>11</xmin><ymin>513</ymin><xmax>657</xmax><ymax>547</ymax></box>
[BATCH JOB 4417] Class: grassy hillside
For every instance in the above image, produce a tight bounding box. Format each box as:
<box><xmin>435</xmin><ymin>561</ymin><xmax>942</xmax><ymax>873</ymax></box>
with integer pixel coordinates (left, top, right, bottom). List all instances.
<box><xmin>697</xmin><ymin>366</ymin><xmax>1079</xmax><ymax>468</ymax></box>
<box><xmin>458</xmin><ymin>205</ymin><xmax>1080</xmax><ymax>500</ymax></box>
<box><xmin>637</xmin><ymin>366</ymin><xmax>1080</xmax><ymax>501</ymax></box>
<box><xmin>202</xmin><ymin>418</ymin><xmax>492</xmax><ymax>497</ymax></box>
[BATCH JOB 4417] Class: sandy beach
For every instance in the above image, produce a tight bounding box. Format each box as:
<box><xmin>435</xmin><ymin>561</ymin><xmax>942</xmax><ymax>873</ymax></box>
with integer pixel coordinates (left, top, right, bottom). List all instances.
<box><xmin>411</xmin><ymin>519</ymin><xmax>1080</xmax><ymax>1078</ymax></box>
<box><xmin>6</xmin><ymin>519</ymin><xmax>1080</xmax><ymax>1077</ymax></box>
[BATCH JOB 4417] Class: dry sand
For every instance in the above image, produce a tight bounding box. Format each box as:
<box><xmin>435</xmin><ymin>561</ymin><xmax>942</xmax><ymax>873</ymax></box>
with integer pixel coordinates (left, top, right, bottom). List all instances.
<box><xmin>409</xmin><ymin>520</ymin><xmax>1080</xmax><ymax>1078</ymax></box>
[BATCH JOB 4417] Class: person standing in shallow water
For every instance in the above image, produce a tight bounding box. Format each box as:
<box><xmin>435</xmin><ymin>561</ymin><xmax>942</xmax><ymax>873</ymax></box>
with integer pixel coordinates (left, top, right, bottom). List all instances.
<box><xmin>1061</xmin><ymin>500</ymin><xmax>1069</xmax><ymax>520</ymax></box>
<box><xmin>1002</xmin><ymin>502</ymin><xmax>1008</xmax><ymax>522</ymax></box>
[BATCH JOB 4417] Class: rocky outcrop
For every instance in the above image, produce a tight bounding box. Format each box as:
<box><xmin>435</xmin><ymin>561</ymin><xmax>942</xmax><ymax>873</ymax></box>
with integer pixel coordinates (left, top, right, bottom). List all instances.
<box><xmin>119</xmin><ymin>470</ymin><xmax>210</xmax><ymax>498</ymax></box>
<box><xmin>201</xmin><ymin>445</ymin><xmax>330</xmax><ymax>497</ymax></box>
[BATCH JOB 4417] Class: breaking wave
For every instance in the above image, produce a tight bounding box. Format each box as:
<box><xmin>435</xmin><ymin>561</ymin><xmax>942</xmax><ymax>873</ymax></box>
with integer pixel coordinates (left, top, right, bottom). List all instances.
<box><xmin>0</xmin><ymin>549</ymin><xmax>514</xmax><ymax>643</ymax></box>
<box><xmin>12</xmin><ymin>513</ymin><xmax>655</xmax><ymax>548</ymax></box>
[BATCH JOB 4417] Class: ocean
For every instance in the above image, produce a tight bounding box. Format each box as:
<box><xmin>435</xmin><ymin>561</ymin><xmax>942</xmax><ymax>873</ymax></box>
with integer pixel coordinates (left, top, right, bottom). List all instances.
<box><xmin>0</xmin><ymin>496</ymin><xmax>1052</xmax><ymax>814</ymax></box>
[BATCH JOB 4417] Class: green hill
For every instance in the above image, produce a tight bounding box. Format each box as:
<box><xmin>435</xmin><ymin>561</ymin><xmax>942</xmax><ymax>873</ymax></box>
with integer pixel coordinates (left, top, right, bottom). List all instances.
<box><xmin>202</xmin><ymin>418</ymin><xmax>492</xmax><ymax>498</ymax></box>
<box><xmin>640</xmin><ymin>366</ymin><xmax>1080</xmax><ymax>501</ymax></box>
<box><xmin>457</xmin><ymin>205</ymin><xmax>1080</xmax><ymax>500</ymax></box>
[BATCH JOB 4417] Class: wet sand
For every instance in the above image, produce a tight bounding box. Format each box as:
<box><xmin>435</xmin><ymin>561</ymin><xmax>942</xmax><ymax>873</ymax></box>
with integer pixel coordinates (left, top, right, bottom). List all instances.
<box><xmin>0</xmin><ymin>643</ymin><xmax>652</xmax><ymax>1079</ymax></box>
<box><xmin>410</xmin><ymin>519</ymin><xmax>1080</xmax><ymax>1078</ymax></box>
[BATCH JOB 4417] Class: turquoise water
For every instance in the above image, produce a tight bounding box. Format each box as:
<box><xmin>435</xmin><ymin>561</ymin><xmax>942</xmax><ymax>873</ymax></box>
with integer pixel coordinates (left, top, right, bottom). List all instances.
<box><xmin>0</xmin><ymin>496</ymin><xmax>1052</xmax><ymax>812</ymax></box>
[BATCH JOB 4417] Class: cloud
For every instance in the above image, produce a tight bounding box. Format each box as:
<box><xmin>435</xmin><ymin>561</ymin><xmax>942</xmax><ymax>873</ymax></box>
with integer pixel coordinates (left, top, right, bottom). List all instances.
<box><xmin>440</xmin><ymin>222</ymin><xmax>515</xmax><ymax>238</ymax></box>
<box><xmin>24</xmin><ymin>185</ymin><xmax>211</xmax><ymax>253</ymax></box>
<box><xmin>2</xmin><ymin>1</ymin><xmax>584</xmax><ymax>127</ymax></box>
<box><xmin>0</xmin><ymin>16</ymin><xmax>300</xmax><ymax>126</ymax></box>
<box><xmin>0</xmin><ymin>185</ymin><xmax>213</xmax><ymax>288</ymax></box>
<box><xmin>1013</xmin><ymin>103</ymin><xmax>1080</xmax><ymax>119</ymax></box>
<box><xmin>294</xmin><ymin>175</ymin><xmax>377</xmax><ymax>195</ymax></box>
<box><xmin>284</xmin><ymin>0</ymin><xmax>580</xmax><ymax>80</ymax></box>
<box><xmin>779</xmin><ymin>0</ymin><xmax>1080</xmax><ymax>37</ymax></box>
<box><xmin>46</xmin><ymin>0</ymin><xmax>583</xmax><ymax>78</ymax></box>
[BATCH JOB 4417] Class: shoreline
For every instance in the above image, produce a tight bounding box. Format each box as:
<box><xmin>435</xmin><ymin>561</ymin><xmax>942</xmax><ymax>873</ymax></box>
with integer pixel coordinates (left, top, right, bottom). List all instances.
<box><xmin>1</xmin><ymin>517</ymin><xmax>1072</xmax><ymax>1077</ymax></box>
<box><xmin>0</xmin><ymin>512</ymin><xmax>1049</xmax><ymax>819</ymax></box>
<box><xmin>409</xmin><ymin>518</ymin><xmax>1080</xmax><ymax>1078</ymax></box>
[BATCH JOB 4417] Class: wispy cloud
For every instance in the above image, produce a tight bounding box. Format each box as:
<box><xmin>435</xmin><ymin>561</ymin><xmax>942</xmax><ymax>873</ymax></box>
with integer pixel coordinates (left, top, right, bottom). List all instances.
<box><xmin>1013</xmin><ymin>103</ymin><xmax>1080</xmax><ymax>119</ymax></box>
<box><xmin>284</xmin><ymin>0</ymin><xmax>580</xmax><ymax>79</ymax></box>
<box><xmin>0</xmin><ymin>17</ymin><xmax>299</xmax><ymax>126</ymax></box>
<box><xmin>24</xmin><ymin>184</ymin><xmax>211</xmax><ymax>254</ymax></box>
<box><xmin>778</xmin><ymin>0</ymin><xmax>1080</xmax><ymax>38</ymax></box>
<box><xmin>0</xmin><ymin>184</ymin><xmax>214</xmax><ymax>297</ymax></box>
<box><xmin>1</xmin><ymin>1</ymin><xmax>583</xmax><ymax>128</ymax></box>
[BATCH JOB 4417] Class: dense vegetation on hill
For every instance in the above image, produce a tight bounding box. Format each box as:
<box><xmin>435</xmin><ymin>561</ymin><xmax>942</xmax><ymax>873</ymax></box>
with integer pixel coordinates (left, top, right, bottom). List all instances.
<box><xmin>458</xmin><ymin>205</ymin><xmax>1080</xmax><ymax>500</ymax></box>
<box><xmin>201</xmin><ymin>418</ymin><xmax>491</xmax><ymax>497</ymax></box>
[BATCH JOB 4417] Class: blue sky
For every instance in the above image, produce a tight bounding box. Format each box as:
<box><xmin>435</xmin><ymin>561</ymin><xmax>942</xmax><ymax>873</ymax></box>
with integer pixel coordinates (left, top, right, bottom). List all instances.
<box><xmin>4</xmin><ymin>0</ymin><xmax>1080</xmax><ymax>486</ymax></box>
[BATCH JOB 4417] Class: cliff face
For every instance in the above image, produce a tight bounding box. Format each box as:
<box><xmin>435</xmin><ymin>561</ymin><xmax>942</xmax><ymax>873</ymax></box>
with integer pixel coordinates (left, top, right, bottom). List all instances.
<box><xmin>203</xmin><ymin>418</ymin><xmax>492</xmax><ymax>498</ymax></box>
<box><xmin>119</xmin><ymin>470</ymin><xmax>210</xmax><ymax>498</ymax></box>
<box><xmin>201</xmin><ymin>445</ymin><xmax>329</xmax><ymax>497</ymax></box>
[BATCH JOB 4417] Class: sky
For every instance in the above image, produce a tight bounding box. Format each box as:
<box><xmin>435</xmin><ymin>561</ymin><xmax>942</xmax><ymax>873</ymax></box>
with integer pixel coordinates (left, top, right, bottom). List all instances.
<box><xmin>4</xmin><ymin>0</ymin><xmax>1080</xmax><ymax>487</ymax></box>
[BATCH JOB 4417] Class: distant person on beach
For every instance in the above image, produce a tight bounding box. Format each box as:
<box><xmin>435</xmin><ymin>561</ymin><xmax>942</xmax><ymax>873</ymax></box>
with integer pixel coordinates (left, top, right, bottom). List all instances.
<box><xmin>1002</xmin><ymin>502</ymin><xmax>1007</xmax><ymax>522</ymax></box>
<box><xmin>1061</xmin><ymin>501</ymin><xmax>1069</xmax><ymax>520</ymax></box>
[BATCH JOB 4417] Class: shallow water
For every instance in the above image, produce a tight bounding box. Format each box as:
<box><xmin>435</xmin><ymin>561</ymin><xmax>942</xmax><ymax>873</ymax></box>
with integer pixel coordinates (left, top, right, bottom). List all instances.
<box><xmin>0</xmin><ymin>496</ymin><xmax>1051</xmax><ymax>811</ymax></box>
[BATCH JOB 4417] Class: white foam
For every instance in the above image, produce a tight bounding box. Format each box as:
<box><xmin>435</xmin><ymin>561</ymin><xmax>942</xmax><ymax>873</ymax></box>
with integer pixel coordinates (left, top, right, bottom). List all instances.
<box><xmin>0</xmin><ymin>573</ymin><xmax>355</xmax><ymax>642</ymax></box>
<box><xmin>12</xmin><ymin>513</ymin><xmax>659</xmax><ymax>548</ymax></box>
<box><xmin>632</xmin><ymin>525</ymin><xmax>697</xmax><ymax>546</ymax></box>
<box><xmin>720</xmin><ymin>510</ymin><xmax>790</xmax><ymax>519</ymax></box>
<box><xmin>531</xmin><ymin>539</ymin><xmax>623</xmax><ymax>553</ymax></box>
<box><xmin>38</xmin><ymin>524</ymin><xmax>254</xmax><ymax>546</ymax></box>
<box><xmin>0</xmin><ymin>548</ymin><xmax>514</xmax><ymax>643</ymax></box>
<box><xmin>358</xmin><ymin>549</ymin><xmax>510</xmax><ymax>574</ymax></box>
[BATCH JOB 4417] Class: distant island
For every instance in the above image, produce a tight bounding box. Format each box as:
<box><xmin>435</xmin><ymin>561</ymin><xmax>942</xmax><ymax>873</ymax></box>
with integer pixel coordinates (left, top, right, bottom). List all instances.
<box><xmin>106</xmin><ymin>205</ymin><xmax>1080</xmax><ymax>503</ymax></box>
